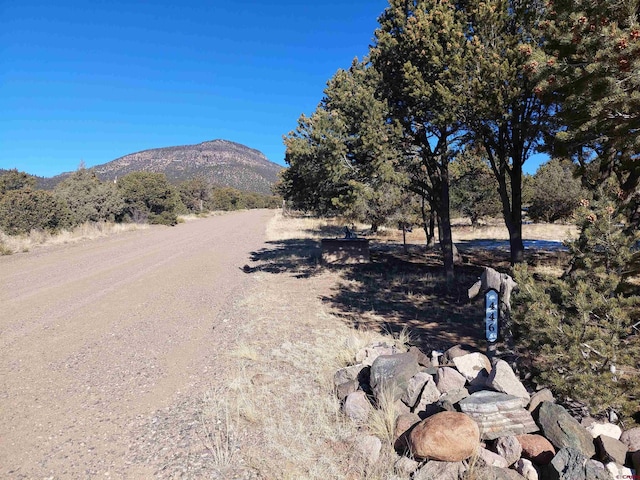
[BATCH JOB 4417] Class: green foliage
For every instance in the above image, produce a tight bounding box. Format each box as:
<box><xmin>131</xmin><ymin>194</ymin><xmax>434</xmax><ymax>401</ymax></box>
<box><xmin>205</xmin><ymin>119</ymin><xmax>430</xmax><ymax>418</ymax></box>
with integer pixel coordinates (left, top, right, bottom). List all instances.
<box><xmin>54</xmin><ymin>168</ymin><xmax>125</xmax><ymax>225</ymax></box>
<box><xmin>0</xmin><ymin>188</ymin><xmax>71</xmax><ymax>235</ymax></box>
<box><xmin>178</xmin><ymin>177</ymin><xmax>212</xmax><ymax>213</ymax></box>
<box><xmin>528</xmin><ymin>159</ymin><xmax>586</xmax><ymax>223</ymax></box>
<box><xmin>513</xmin><ymin>193</ymin><xmax>640</xmax><ymax>420</ymax></box>
<box><xmin>210</xmin><ymin>187</ymin><xmax>280</xmax><ymax>211</ymax></box>
<box><xmin>0</xmin><ymin>169</ymin><xmax>37</xmax><ymax>196</ymax></box>
<box><xmin>450</xmin><ymin>149</ymin><xmax>501</xmax><ymax>226</ymax></box>
<box><xmin>117</xmin><ymin>172</ymin><xmax>181</xmax><ymax>226</ymax></box>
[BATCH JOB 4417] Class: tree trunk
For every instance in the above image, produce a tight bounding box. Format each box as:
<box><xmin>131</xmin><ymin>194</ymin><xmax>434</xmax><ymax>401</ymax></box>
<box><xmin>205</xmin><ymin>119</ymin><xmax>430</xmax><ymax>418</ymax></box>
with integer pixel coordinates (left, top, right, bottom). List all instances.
<box><xmin>438</xmin><ymin>174</ymin><xmax>455</xmax><ymax>282</ymax></box>
<box><xmin>421</xmin><ymin>195</ymin><xmax>436</xmax><ymax>249</ymax></box>
<box><xmin>507</xmin><ymin>166</ymin><xmax>525</xmax><ymax>265</ymax></box>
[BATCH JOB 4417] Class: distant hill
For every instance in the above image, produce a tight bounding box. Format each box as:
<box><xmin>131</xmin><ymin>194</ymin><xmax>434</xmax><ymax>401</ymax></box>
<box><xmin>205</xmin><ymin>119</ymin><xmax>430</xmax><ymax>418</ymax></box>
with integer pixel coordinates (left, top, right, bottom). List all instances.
<box><xmin>39</xmin><ymin>140</ymin><xmax>283</xmax><ymax>195</ymax></box>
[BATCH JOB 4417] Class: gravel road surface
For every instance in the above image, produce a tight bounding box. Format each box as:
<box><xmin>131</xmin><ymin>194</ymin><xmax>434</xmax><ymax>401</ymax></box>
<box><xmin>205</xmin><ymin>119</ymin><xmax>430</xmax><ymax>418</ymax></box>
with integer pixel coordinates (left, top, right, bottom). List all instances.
<box><xmin>1</xmin><ymin>210</ymin><xmax>273</xmax><ymax>478</ymax></box>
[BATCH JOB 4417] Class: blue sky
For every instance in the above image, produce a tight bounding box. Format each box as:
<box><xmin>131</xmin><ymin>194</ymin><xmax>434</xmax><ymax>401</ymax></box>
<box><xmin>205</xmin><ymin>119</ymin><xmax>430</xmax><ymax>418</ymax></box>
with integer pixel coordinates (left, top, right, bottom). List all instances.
<box><xmin>1</xmin><ymin>0</ymin><xmax>547</xmax><ymax>178</ymax></box>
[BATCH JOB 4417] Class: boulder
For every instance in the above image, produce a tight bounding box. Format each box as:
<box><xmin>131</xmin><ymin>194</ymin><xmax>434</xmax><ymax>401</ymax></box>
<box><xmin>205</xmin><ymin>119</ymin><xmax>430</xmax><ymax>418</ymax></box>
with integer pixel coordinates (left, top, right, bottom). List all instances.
<box><xmin>516</xmin><ymin>434</ymin><xmax>556</xmax><ymax>466</ymax></box>
<box><xmin>437</xmin><ymin>388</ymin><xmax>469</xmax><ymax>412</ymax></box>
<box><xmin>495</xmin><ymin>435</ymin><xmax>523</xmax><ymax>466</ymax></box>
<box><xmin>458</xmin><ymin>390</ymin><xmax>538</xmax><ymax>440</ymax></box>
<box><xmin>537</xmin><ymin>402</ymin><xmax>595</xmax><ymax>458</ymax></box>
<box><xmin>452</xmin><ymin>352</ymin><xmax>492</xmax><ymax>386</ymax></box>
<box><xmin>401</xmin><ymin>372</ymin><xmax>432</xmax><ymax>409</ymax></box>
<box><xmin>370</xmin><ymin>353</ymin><xmax>420</xmax><ymax>403</ymax></box>
<box><xmin>515</xmin><ymin>458</ymin><xmax>539</xmax><ymax>480</ymax></box>
<box><xmin>594</xmin><ymin>434</ymin><xmax>628</xmax><ymax>465</ymax></box>
<box><xmin>408</xmin><ymin>411</ymin><xmax>480</xmax><ymax>461</ymax></box>
<box><xmin>413</xmin><ymin>460</ymin><xmax>466</xmax><ymax>480</ymax></box>
<box><xmin>584</xmin><ymin>420</ymin><xmax>622</xmax><ymax>440</ymax></box>
<box><xmin>487</xmin><ymin>360</ymin><xmax>530</xmax><ymax>406</ymax></box>
<box><xmin>620</xmin><ymin>426</ymin><xmax>640</xmax><ymax>453</ymax></box>
<box><xmin>343</xmin><ymin>390</ymin><xmax>371</xmax><ymax>422</ymax></box>
<box><xmin>527</xmin><ymin>388</ymin><xmax>554</xmax><ymax>415</ymax></box>
<box><xmin>545</xmin><ymin>447</ymin><xmax>610</xmax><ymax>480</ymax></box>
<box><xmin>435</xmin><ymin>366</ymin><xmax>467</xmax><ymax>394</ymax></box>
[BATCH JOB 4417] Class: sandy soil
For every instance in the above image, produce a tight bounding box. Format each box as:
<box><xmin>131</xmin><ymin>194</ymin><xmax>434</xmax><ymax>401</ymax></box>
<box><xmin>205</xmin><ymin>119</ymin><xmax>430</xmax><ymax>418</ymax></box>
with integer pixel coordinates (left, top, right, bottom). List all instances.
<box><xmin>0</xmin><ymin>210</ymin><xmax>274</xmax><ymax>478</ymax></box>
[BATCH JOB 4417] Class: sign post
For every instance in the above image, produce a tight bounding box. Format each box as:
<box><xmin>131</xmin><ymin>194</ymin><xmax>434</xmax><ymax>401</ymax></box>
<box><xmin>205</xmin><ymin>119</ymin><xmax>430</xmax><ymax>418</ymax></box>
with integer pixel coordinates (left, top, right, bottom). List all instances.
<box><xmin>485</xmin><ymin>288</ymin><xmax>499</xmax><ymax>358</ymax></box>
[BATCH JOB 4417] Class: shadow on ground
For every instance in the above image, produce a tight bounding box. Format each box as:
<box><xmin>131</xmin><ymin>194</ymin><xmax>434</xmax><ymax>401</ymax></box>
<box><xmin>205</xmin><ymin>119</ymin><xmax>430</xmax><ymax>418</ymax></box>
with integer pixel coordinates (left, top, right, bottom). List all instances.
<box><xmin>242</xmin><ymin>239</ymin><xmax>323</xmax><ymax>278</ymax></box>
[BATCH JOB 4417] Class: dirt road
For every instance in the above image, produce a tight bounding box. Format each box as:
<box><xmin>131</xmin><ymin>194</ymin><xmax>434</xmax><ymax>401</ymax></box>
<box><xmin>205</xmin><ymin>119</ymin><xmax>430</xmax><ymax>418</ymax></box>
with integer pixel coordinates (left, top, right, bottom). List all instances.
<box><xmin>0</xmin><ymin>210</ymin><xmax>273</xmax><ymax>478</ymax></box>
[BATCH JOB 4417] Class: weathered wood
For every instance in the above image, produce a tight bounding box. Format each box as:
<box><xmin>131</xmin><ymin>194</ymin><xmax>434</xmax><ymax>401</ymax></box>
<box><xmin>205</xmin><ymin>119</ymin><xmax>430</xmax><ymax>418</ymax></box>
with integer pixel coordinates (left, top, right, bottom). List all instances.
<box><xmin>321</xmin><ymin>238</ymin><xmax>370</xmax><ymax>264</ymax></box>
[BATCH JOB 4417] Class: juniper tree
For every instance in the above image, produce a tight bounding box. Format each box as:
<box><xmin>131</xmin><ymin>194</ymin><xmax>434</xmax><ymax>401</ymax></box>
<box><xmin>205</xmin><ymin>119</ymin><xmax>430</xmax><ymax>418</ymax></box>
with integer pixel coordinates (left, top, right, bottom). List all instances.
<box><xmin>528</xmin><ymin>158</ymin><xmax>586</xmax><ymax>223</ymax></box>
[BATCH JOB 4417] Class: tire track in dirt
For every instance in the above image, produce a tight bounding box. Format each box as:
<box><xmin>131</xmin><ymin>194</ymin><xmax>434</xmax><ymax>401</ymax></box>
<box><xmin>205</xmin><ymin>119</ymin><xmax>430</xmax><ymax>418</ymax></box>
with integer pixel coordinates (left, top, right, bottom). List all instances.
<box><xmin>0</xmin><ymin>210</ymin><xmax>273</xmax><ymax>478</ymax></box>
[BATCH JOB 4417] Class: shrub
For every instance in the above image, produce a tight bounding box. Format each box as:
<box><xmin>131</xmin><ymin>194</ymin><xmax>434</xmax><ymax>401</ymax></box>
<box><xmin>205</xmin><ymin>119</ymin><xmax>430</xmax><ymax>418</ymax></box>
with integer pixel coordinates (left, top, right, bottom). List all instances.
<box><xmin>0</xmin><ymin>188</ymin><xmax>71</xmax><ymax>235</ymax></box>
<box><xmin>118</xmin><ymin>172</ymin><xmax>181</xmax><ymax>226</ymax></box>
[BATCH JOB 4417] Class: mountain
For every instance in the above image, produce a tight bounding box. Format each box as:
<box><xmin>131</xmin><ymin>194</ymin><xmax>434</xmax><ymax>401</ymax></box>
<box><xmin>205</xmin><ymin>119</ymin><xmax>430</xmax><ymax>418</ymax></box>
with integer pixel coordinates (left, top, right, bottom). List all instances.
<box><xmin>40</xmin><ymin>140</ymin><xmax>283</xmax><ymax>195</ymax></box>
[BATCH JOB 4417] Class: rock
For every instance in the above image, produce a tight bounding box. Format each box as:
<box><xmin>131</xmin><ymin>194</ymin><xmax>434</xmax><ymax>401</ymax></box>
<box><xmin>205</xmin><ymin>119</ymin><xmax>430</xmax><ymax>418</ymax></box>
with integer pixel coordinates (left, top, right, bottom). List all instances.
<box><xmin>495</xmin><ymin>435</ymin><xmax>523</xmax><ymax>466</ymax></box>
<box><xmin>437</xmin><ymin>388</ymin><xmax>469</xmax><ymax>412</ymax></box>
<box><xmin>515</xmin><ymin>458</ymin><xmax>539</xmax><ymax>480</ymax></box>
<box><xmin>487</xmin><ymin>360</ymin><xmax>530</xmax><ymax>406</ymax></box>
<box><xmin>452</xmin><ymin>352</ymin><xmax>492</xmax><ymax>385</ymax></box>
<box><xmin>594</xmin><ymin>434</ymin><xmax>628</xmax><ymax>465</ymax></box>
<box><xmin>394</xmin><ymin>455</ymin><xmax>421</xmax><ymax>476</ymax></box>
<box><xmin>458</xmin><ymin>390</ymin><xmax>539</xmax><ymax>440</ymax></box>
<box><xmin>356</xmin><ymin>342</ymin><xmax>397</xmax><ymax>366</ymax></box>
<box><xmin>471</xmin><ymin>466</ymin><xmax>526</xmax><ymax>479</ymax></box>
<box><xmin>605</xmin><ymin>462</ymin><xmax>634</xmax><ymax>479</ymax></box>
<box><xmin>413</xmin><ymin>460</ymin><xmax>466</xmax><ymax>480</ymax></box>
<box><xmin>343</xmin><ymin>390</ymin><xmax>371</xmax><ymax>422</ymax></box>
<box><xmin>477</xmin><ymin>446</ymin><xmax>509</xmax><ymax>468</ymax></box>
<box><xmin>545</xmin><ymin>447</ymin><xmax>610</xmax><ymax>480</ymax></box>
<box><xmin>620</xmin><ymin>427</ymin><xmax>640</xmax><ymax>453</ymax></box>
<box><xmin>527</xmin><ymin>388</ymin><xmax>554</xmax><ymax>414</ymax></box>
<box><xmin>435</xmin><ymin>367</ymin><xmax>466</xmax><ymax>394</ymax></box>
<box><xmin>441</xmin><ymin>344</ymin><xmax>475</xmax><ymax>365</ymax></box>
<box><xmin>413</xmin><ymin>375</ymin><xmax>441</xmax><ymax>417</ymax></box>
<box><xmin>353</xmin><ymin>435</ymin><xmax>381</xmax><ymax>466</ymax></box>
<box><xmin>516</xmin><ymin>434</ymin><xmax>556</xmax><ymax>466</ymax></box>
<box><xmin>369</xmin><ymin>353</ymin><xmax>420</xmax><ymax>403</ymax></box>
<box><xmin>394</xmin><ymin>412</ymin><xmax>421</xmax><ymax>451</ymax></box>
<box><xmin>401</xmin><ymin>372</ymin><xmax>432</xmax><ymax>408</ymax></box>
<box><xmin>334</xmin><ymin>364</ymin><xmax>368</xmax><ymax>387</ymax></box>
<box><xmin>394</xmin><ymin>398</ymin><xmax>411</xmax><ymax>416</ymax></box>
<box><xmin>336</xmin><ymin>379</ymin><xmax>359</xmax><ymax>401</ymax></box>
<box><xmin>537</xmin><ymin>402</ymin><xmax>596</xmax><ymax>458</ymax></box>
<box><xmin>585</xmin><ymin>421</ymin><xmax>622</xmax><ymax>440</ymax></box>
<box><xmin>408</xmin><ymin>345</ymin><xmax>432</xmax><ymax>367</ymax></box>
<box><xmin>408</xmin><ymin>411</ymin><xmax>480</xmax><ymax>461</ymax></box>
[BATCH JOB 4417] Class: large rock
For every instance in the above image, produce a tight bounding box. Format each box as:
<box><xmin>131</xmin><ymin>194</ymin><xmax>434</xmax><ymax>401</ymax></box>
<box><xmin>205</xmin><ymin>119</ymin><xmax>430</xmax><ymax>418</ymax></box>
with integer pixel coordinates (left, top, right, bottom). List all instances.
<box><xmin>369</xmin><ymin>353</ymin><xmax>420</xmax><ymax>403</ymax></box>
<box><xmin>487</xmin><ymin>360</ymin><xmax>530</xmax><ymax>406</ymax></box>
<box><xmin>495</xmin><ymin>435</ymin><xmax>523</xmax><ymax>466</ymax></box>
<box><xmin>401</xmin><ymin>372</ymin><xmax>432</xmax><ymax>408</ymax></box>
<box><xmin>435</xmin><ymin>366</ymin><xmax>467</xmax><ymax>394</ymax></box>
<box><xmin>343</xmin><ymin>390</ymin><xmax>371</xmax><ymax>422</ymax></box>
<box><xmin>537</xmin><ymin>402</ymin><xmax>595</xmax><ymax>458</ymax></box>
<box><xmin>545</xmin><ymin>447</ymin><xmax>610</xmax><ymax>480</ymax></box>
<box><xmin>408</xmin><ymin>411</ymin><xmax>480</xmax><ymax>461</ymax></box>
<box><xmin>620</xmin><ymin>426</ymin><xmax>640</xmax><ymax>453</ymax></box>
<box><xmin>516</xmin><ymin>434</ymin><xmax>556</xmax><ymax>466</ymax></box>
<box><xmin>458</xmin><ymin>390</ymin><xmax>538</xmax><ymax>440</ymax></box>
<box><xmin>413</xmin><ymin>460</ymin><xmax>466</xmax><ymax>480</ymax></box>
<box><xmin>452</xmin><ymin>352</ymin><xmax>492</xmax><ymax>386</ymax></box>
<box><xmin>594</xmin><ymin>434</ymin><xmax>628</xmax><ymax>465</ymax></box>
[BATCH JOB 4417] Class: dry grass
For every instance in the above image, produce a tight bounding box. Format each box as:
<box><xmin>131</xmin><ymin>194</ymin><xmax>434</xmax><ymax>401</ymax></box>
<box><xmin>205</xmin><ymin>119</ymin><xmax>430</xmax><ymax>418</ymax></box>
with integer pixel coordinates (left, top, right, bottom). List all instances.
<box><xmin>0</xmin><ymin>222</ymin><xmax>149</xmax><ymax>255</ymax></box>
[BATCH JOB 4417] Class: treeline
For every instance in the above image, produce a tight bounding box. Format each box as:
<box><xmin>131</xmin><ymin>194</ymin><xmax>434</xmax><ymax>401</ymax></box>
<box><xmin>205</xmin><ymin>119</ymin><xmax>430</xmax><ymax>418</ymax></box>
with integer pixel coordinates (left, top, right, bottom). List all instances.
<box><xmin>0</xmin><ymin>168</ymin><xmax>281</xmax><ymax>235</ymax></box>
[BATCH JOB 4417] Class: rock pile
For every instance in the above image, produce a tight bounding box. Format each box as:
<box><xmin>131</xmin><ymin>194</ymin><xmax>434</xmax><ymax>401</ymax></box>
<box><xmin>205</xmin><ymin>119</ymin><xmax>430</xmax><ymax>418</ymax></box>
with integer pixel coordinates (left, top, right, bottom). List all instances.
<box><xmin>335</xmin><ymin>341</ymin><xmax>640</xmax><ymax>479</ymax></box>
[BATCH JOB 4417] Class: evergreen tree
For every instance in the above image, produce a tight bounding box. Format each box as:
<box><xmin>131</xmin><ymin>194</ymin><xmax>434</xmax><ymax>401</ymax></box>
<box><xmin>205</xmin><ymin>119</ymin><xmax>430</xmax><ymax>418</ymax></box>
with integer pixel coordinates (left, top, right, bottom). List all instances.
<box><xmin>117</xmin><ymin>172</ymin><xmax>181</xmax><ymax>226</ymax></box>
<box><xmin>0</xmin><ymin>188</ymin><xmax>71</xmax><ymax>235</ymax></box>
<box><xmin>0</xmin><ymin>169</ymin><xmax>37</xmax><ymax>196</ymax></box>
<box><xmin>528</xmin><ymin>158</ymin><xmax>586</xmax><ymax>223</ymax></box>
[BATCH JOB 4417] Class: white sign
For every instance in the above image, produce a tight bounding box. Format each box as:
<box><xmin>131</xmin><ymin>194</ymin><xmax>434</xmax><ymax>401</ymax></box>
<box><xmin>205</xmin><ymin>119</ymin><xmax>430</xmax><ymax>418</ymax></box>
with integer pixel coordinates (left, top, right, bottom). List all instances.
<box><xmin>485</xmin><ymin>289</ymin><xmax>499</xmax><ymax>343</ymax></box>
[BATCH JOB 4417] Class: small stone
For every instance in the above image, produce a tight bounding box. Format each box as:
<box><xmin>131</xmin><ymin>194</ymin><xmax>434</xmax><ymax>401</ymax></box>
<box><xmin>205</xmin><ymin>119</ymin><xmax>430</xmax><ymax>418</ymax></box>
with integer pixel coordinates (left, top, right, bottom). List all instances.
<box><xmin>343</xmin><ymin>390</ymin><xmax>371</xmax><ymax>422</ymax></box>
<box><xmin>394</xmin><ymin>455</ymin><xmax>421</xmax><ymax>476</ymax></box>
<box><xmin>435</xmin><ymin>367</ymin><xmax>466</xmax><ymax>394</ymax></box>
<box><xmin>401</xmin><ymin>372</ymin><xmax>432</xmax><ymax>408</ymax></box>
<box><xmin>353</xmin><ymin>435</ymin><xmax>382</xmax><ymax>466</ymax></box>
<box><xmin>356</xmin><ymin>342</ymin><xmax>397</xmax><ymax>366</ymax></box>
<box><xmin>515</xmin><ymin>458</ymin><xmax>539</xmax><ymax>480</ymax></box>
<box><xmin>470</xmin><ymin>466</ymin><xmax>526</xmax><ymax>480</ymax></box>
<box><xmin>408</xmin><ymin>346</ymin><xmax>431</xmax><ymax>367</ymax></box>
<box><xmin>585</xmin><ymin>421</ymin><xmax>622</xmax><ymax>440</ymax></box>
<box><xmin>394</xmin><ymin>412</ymin><xmax>421</xmax><ymax>451</ymax></box>
<box><xmin>537</xmin><ymin>402</ymin><xmax>595</xmax><ymax>458</ymax></box>
<box><xmin>477</xmin><ymin>446</ymin><xmax>509</xmax><ymax>468</ymax></box>
<box><xmin>408</xmin><ymin>411</ymin><xmax>480</xmax><ymax>461</ymax></box>
<box><xmin>441</xmin><ymin>344</ymin><xmax>475</xmax><ymax>365</ymax></box>
<box><xmin>413</xmin><ymin>375</ymin><xmax>441</xmax><ymax>417</ymax></box>
<box><xmin>605</xmin><ymin>462</ymin><xmax>634</xmax><ymax>479</ymax></box>
<box><xmin>452</xmin><ymin>352</ymin><xmax>492</xmax><ymax>385</ymax></box>
<box><xmin>594</xmin><ymin>434</ymin><xmax>628</xmax><ymax>465</ymax></box>
<box><xmin>336</xmin><ymin>380</ymin><xmax>359</xmax><ymax>401</ymax></box>
<box><xmin>495</xmin><ymin>435</ymin><xmax>523</xmax><ymax>466</ymax></box>
<box><xmin>527</xmin><ymin>388</ymin><xmax>554</xmax><ymax>414</ymax></box>
<box><xmin>370</xmin><ymin>353</ymin><xmax>420</xmax><ymax>403</ymax></box>
<box><xmin>546</xmin><ymin>448</ymin><xmax>610</xmax><ymax>480</ymax></box>
<box><xmin>620</xmin><ymin>426</ymin><xmax>640</xmax><ymax>453</ymax></box>
<box><xmin>334</xmin><ymin>364</ymin><xmax>368</xmax><ymax>387</ymax></box>
<box><xmin>516</xmin><ymin>434</ymin><xmax>556</xmax><ymax>466</ymax></box>
<box><xmin>487</xmin><ymin>360</ymin><xmax>530</xmax><ymax>406</ymax></box>
<box><xmin>437</xmin><ymin>388</ymin><xmax>469</xmax><ymax>412</ymax></box>
<box><xmin>413</xmin><ymin>460</ymin><xmax>466</xmax><ymax>480</ymax></box>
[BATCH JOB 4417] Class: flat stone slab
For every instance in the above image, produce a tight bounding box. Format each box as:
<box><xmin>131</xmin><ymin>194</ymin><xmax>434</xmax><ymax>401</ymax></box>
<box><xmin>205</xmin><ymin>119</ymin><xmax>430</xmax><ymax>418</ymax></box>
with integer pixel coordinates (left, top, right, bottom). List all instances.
<box><xmin>459</xmin><ymin>391</ymin><xmax>539</xmax><ymax>440</ymax></box>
